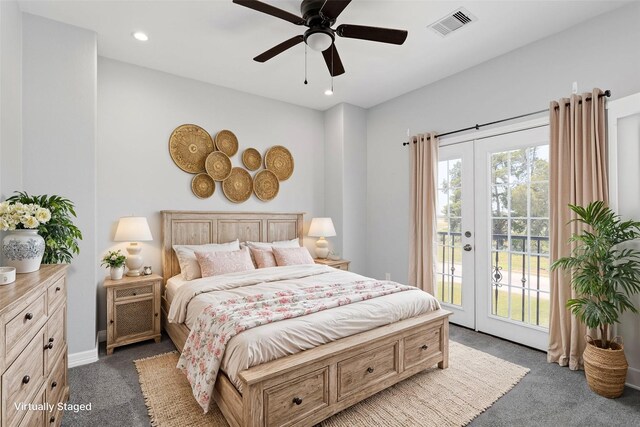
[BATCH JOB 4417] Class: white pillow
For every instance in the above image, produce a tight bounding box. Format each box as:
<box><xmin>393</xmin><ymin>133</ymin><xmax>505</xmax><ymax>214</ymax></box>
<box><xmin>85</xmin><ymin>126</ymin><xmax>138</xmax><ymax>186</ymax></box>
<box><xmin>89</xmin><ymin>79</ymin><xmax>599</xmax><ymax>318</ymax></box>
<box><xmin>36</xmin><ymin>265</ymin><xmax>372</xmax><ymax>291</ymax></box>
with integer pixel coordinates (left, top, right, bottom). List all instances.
<box><xmin>173</xmin><ymin>239</ymin><xmax>240</xmax><ymax>280</ymax></box>
<box><xmin>245</xmin><ymin>238</ymin><xmax>300</xmax><ymax>250</ymax></box>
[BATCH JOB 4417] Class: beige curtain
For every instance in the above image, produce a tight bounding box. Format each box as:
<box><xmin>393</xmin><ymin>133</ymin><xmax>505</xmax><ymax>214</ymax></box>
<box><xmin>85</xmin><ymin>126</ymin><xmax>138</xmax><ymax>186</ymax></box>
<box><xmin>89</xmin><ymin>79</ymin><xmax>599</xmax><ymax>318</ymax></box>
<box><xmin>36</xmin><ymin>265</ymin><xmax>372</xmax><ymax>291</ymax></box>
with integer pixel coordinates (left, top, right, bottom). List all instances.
<box><xmin>548</xmin><ymin>88</ymin><xmax>608</xmax><ymax>369</ymax></box>
<box><xmin>408</xmin><ymin>132</ymin><xmax>439</xmax><ymax>293</ymax></box>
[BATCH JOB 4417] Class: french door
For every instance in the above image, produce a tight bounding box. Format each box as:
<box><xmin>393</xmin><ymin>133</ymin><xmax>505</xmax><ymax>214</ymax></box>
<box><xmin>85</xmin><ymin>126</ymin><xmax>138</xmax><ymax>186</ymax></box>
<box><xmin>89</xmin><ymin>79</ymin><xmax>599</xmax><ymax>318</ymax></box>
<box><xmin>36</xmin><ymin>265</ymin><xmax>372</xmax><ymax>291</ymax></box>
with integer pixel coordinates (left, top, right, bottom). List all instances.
<box><xmin>436</xmin><ymin>125</ymin><xmax>550</xmax><ymax>350</ymax></box>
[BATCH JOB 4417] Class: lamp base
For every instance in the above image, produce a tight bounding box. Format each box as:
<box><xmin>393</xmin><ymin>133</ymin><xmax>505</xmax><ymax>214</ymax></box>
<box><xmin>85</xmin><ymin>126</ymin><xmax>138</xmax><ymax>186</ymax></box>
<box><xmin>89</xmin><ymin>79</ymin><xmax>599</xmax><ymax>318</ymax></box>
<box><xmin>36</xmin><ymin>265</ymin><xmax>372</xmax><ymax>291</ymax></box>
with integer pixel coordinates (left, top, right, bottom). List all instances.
<box><xmin>125</xmin><ymin>243</ymin><xmax>144</xmax><ymax>277</ymax></box>
<box><xmin>315</xmin><ymin>237</ymin><xmax>329</xmax><ymax>259</ymax></box>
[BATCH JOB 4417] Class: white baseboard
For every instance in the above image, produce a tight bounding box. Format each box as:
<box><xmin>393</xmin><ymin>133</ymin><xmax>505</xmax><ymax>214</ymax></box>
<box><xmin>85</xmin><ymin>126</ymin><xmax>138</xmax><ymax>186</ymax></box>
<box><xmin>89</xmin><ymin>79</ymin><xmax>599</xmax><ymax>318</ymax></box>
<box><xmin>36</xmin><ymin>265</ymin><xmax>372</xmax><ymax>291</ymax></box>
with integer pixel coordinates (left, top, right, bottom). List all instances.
<box><xmin>626</xmin><ymin>366</ymin><xmax>640</xmax><ymax>390</ymax></box>
<box><xmin>97</xmin><ymin>329</ymin><xmax>106</xmax><ymax>343</ymax></box>
<box><xmin>68</xmin><ymin>346</ymin><xmax>98</xmax><ymax>368</ymax></box>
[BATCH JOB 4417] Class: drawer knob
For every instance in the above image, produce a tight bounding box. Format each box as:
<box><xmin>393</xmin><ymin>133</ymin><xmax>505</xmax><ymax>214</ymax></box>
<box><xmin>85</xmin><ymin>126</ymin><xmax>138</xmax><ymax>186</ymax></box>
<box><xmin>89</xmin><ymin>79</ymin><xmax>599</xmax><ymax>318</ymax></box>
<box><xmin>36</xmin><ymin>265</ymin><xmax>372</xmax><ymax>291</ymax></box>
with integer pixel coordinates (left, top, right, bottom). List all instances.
<box><xmin>366</xmin><ymin>367</ymin><xmax>375</xmax><ymax>374</ymax></box>
<box><xmin>50</xmin><ymin>416</ymin><xmax>55</xmax><ymax>423</ymax></box>
<box><xmin>421</xmin><ymin>344</ymin><xmax>429</xmax><ymax>350</ymax></box>
<box><xmin>22</xmin><ymin>375</ymin><xmax>30</xmax><ymax>384</ymax></box>
<box><xmin>25</xmin><ymin>312</ymin><xmax>34</xmax><ymax>320</ymax></box>
<box><xmin>110</xmin><ymin>320</ymin><xmax>114</xmax><ymax>324</ymax></box>
<box><xmin>133</xmin><ymin>292</ymin><xmax>137</xmax><ymax>296</ymax></box>
<box><xmin>51</xmin><ymin>381</ymin><xmax>58</xmax><ymax>389</ymax></box>
<box><xmin>45</xmin><ymin>342</ymin><xmax>54</xmax><ymax>350</ymax></box>
<box><xmin>56</xmin><ymin>286</ymin><xmax>61</xmax><ymax>292</ymax></box>
<box><xmin>155</xmin><ymin>313</ymin><xmax>159</xmax><ymax>317</ymax></box>
<box><xmin>49</xmin><ymin>337</ymin><xmax>55</xmax><ymax>342</ymax></box>
<box><xmin>292</xmin><ymin>397</ymin><xmax>303</xmax><ymax>405</ymax></box>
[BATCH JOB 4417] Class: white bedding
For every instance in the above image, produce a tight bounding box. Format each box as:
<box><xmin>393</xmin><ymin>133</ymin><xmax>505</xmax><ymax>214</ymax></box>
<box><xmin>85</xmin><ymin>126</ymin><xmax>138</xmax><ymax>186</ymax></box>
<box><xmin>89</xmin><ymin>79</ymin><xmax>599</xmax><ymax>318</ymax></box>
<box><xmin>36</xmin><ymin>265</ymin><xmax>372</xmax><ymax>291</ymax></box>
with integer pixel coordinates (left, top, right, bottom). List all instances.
<box><xmin>167</xmin><ymin>264</ymin><xmax>440</xmax><ymax>391</ymax></box>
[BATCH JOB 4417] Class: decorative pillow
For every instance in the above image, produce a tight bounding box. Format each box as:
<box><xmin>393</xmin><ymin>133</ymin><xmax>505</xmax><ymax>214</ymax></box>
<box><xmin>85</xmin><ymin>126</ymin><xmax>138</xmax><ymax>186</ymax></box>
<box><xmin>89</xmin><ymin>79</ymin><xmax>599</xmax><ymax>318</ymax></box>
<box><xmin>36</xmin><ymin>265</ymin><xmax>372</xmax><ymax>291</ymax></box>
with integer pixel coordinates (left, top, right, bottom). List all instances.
<box><xmin>195</xmin><ymin>247</ymin><xmax>255</xmax><ymax>278</ymax></box>
<box><xmin>272</xmin><ymin>247</ymin><xmax>315</xmax><ymax>266</ymax></box>
<box><xmin>245</xmin><ymin>238</ymin><xmax>300</xmax><ymax>250</ymax></box>
<box><xmin>173</xmin><ymin>240</ymin><xmax>240</xmax><ymax>280</ymax></box>
<box><xmin>250</xmin><ymin>248</ymin><xmax>277</xmax><ymax>268</ymax></box>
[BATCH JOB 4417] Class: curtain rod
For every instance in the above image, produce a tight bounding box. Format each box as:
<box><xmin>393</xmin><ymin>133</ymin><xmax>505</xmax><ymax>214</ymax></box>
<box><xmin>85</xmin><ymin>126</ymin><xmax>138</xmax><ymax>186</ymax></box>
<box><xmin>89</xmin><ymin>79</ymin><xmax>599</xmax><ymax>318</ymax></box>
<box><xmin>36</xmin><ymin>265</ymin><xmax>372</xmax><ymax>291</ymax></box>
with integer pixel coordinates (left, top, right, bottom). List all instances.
<box><xmin>402</xmin><ymin>89</ymin><xmax>611</xmax><ymax>146</ymax></box>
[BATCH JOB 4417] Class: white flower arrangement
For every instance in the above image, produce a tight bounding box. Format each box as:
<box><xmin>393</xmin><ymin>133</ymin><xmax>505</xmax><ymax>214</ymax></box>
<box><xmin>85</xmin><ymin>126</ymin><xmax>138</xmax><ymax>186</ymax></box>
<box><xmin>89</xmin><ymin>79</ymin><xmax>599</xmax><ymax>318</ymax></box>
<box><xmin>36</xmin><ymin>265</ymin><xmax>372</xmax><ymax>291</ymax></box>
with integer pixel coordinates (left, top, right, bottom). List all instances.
<box><xmin>0</xmin><ymin>201</ymin><xmax>52</xmax><ymax>231</ymax></box>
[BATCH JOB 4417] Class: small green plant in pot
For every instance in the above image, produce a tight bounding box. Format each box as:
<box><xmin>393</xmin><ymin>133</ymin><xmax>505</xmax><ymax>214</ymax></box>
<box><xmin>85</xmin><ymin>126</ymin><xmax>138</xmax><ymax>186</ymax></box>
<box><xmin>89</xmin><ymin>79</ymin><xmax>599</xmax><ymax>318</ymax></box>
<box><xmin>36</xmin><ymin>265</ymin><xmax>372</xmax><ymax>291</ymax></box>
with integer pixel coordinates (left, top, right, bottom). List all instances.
<box><xmin>101</xmin><ymin>250</ymin><xmax>126</xmax><ymax>280</ymax></box>
<box><xmin>551</xmin><ymin>201</ymin><xmax>640</xmax><ymax>398</ymax></box>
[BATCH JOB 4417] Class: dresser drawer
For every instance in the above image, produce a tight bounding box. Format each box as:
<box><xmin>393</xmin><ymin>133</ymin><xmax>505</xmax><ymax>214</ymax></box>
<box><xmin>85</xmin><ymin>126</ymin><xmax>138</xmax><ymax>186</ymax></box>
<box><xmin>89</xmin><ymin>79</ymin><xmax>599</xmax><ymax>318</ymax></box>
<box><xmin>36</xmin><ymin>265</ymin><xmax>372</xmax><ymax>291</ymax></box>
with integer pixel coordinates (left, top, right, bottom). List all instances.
<box><xmin>47</xmin><ymin>277</ymin><xmax>65</xmax><ymax>313</ymax></box>
<box><xmin>45</xmin><ymin>351</ymin><xmax>67</xmax><ymax>422</ymax></box>
<box><xmin>337</xmin><ymin>342</ymin><xmax>399</xmax><ymax>400</ymax></box>
<box><xmin>403</xmin><ymin>326</ymin><xmax>441</xmax><ymax>370</ymax></box>
<box><xmin>115</xmin><ymin>284</ymin><xmax>154</xmax><ymax>300</ymax></box>
<box><xmin>2</xmin><ymin>328</ymin><xmax>46</xmax><ymax>427</ymax></box>
<box><xmin>264</xmin><ymin>367</ymin><xmax>329</xmax><ymax>427</ymax></box>
<box><xmin>18</xmin><ymin>384</ymin><xmax>46</xmax><ymax>427</ymax></box>
<box><xmin>5</xmin><ymin>293</ymin><xmax>47</xmax><ymax>365</ymax></box>
<box><xmin>45</xmin><ymin>306</ymin><xmax>66</xmax><ymax>373</ymax></box>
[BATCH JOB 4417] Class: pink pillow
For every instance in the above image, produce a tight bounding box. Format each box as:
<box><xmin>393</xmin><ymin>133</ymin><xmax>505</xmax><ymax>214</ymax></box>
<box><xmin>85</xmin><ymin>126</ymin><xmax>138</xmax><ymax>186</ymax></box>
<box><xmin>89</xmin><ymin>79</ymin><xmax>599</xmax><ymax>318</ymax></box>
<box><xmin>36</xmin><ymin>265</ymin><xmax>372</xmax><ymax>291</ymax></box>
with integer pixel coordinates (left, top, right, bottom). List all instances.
<box><xmin>272</xmin><ymin>247</ymin><xmax>315</xmax><ymax>266</ymax></box>
<box><xmin>195</xmin><ymin>247</ymin><xmax>255</xmax><ymax>277</ymax></box>
<box><xmin>250</xmin><ymin>248</ymin><xmax>277</xmax><ymax>268</ymax></box>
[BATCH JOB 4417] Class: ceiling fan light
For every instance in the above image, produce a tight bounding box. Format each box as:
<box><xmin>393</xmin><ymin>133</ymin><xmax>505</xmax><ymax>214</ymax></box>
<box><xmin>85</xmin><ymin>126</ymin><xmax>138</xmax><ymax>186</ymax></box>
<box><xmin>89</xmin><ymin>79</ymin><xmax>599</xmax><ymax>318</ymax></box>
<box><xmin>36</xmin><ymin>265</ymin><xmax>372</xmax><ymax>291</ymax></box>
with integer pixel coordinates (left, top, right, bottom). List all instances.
<box><xmin>324</xmin><ymin>89</ymin><xmax>333</xmax><ymax>96</ymax></box>
<box><xmin>306</xmin><ymin>32</ymin><xmax>333</xmax><ymax>51</ymax></box>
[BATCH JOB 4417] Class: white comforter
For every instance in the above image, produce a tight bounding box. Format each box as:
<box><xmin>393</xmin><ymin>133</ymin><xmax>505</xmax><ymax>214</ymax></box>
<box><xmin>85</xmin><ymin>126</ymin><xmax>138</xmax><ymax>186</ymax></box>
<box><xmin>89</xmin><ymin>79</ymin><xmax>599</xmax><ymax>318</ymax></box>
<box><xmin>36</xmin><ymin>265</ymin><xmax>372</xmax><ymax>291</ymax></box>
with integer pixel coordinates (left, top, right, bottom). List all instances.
<box><xmin>167</xmin><ymin>264</ymin><xmax>440</xmax><ymax>391</ymax></box>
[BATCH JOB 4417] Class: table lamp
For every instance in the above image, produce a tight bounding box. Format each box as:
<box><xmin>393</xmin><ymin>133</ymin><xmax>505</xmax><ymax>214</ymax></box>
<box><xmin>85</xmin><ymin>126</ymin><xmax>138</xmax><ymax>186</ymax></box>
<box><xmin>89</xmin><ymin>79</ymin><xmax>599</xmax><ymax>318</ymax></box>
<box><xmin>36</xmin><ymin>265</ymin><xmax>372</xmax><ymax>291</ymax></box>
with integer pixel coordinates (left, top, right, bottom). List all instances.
<box><xmin>308</xmin><ymin>217</ymin><xmax>336</xmax><ymax>259</ymax></box>
<box><xmin>114</xmin><ymin>216</ymin><xmax>153</xmax><ymax>277</ymax></box>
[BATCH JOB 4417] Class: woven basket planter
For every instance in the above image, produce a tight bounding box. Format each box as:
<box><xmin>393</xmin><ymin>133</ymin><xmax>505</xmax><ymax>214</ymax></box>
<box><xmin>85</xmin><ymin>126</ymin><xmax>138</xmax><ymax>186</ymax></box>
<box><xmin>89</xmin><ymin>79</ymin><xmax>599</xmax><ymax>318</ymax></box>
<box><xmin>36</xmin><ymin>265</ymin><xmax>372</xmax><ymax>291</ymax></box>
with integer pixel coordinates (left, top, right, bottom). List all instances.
<box><xmin>583</xmin><ymin>337</ymin><xmax>628</xmax><ymax>398</ymax></box>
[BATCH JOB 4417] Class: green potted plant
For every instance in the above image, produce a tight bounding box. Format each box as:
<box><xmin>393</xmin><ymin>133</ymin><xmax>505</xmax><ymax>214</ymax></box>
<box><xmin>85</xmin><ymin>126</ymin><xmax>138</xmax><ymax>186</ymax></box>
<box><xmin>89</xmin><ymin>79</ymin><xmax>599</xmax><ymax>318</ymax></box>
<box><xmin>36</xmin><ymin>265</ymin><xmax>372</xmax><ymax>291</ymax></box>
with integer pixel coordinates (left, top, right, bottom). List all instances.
<box><xmin>551</xmin><ymin>201</ymin><xmax>640</xmax><ymax>398</ymax></box>
<box><xmin>6</xmin><ymin>192</ymin><xmax>82</xmax><ymax>265</ymax></box>
<box><xmin>101</xmin><ymin>250</ymin><xmax>126</xmax><ymax>280</ymax></box>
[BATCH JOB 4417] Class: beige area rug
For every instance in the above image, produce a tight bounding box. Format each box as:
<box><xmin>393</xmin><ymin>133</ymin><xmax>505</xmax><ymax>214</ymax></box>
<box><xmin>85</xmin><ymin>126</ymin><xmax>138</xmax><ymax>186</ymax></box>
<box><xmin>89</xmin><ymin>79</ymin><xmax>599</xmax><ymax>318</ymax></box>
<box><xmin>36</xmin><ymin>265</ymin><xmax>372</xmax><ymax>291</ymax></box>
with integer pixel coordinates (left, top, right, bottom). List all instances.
<box><xmin>135</xmin><ymin>341</ymin><xmax>529</xmax><ymax>427</ymax></box>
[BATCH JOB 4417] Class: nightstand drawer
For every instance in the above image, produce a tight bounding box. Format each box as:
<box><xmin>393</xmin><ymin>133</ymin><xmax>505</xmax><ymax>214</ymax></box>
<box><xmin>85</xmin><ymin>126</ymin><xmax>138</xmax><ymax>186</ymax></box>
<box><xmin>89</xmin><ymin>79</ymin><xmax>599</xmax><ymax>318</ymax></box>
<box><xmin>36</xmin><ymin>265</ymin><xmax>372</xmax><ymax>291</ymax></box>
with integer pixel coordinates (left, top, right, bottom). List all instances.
<box><xmin>115</xmin><ymin>284</ymin><xmax>153</xmax><ymax>300</ymax></box>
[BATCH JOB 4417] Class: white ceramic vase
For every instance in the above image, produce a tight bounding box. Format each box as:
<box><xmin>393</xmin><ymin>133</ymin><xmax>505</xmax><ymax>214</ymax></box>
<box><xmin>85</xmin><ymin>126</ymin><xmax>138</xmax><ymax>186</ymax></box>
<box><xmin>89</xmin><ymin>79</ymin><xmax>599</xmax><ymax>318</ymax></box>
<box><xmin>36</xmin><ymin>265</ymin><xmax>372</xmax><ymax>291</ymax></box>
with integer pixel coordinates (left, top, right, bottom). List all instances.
<box><xmin>110</xmin><ymin>266</ymin><xmax>124</xmax><ymax>280</ymax></box>
<box><xmin>2</xmin><ymin>229</ymin><xmax>46</xmax><ymax>273</ymax></box>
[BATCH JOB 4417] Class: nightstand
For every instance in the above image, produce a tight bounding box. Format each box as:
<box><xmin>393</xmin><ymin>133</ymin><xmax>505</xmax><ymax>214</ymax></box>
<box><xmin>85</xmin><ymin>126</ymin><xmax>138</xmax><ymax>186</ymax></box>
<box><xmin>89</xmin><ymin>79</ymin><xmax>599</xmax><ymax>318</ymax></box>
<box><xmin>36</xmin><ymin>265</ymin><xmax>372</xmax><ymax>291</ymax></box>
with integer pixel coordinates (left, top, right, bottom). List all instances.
<box><xmin>314</xmin><ymin>258</ymin><xmax>351</xmax><ymax>271</ymax></box>
<box><xmin>104</xmin><ymin>274</ymin><xmax>162</xmax><ymax>355</ymax></box>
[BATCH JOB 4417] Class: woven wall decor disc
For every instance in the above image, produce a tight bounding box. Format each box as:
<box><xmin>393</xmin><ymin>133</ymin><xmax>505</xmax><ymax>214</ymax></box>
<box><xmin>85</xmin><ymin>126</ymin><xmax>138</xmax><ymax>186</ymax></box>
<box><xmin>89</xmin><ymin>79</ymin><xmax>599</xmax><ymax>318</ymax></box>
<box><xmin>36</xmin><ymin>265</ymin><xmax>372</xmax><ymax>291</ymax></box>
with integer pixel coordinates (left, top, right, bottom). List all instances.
<box><xmin>253</xmin><ymin>170</ymin><xmax>280</xmax><ymax>202</ymax></box>
<box><xmin>169</xmin><ymin>124</ymin><xmax>215</xmax><ymax>173</ymax></box>
<box><xmin>191</xmin><ymin>173</ymin><xmax>215</xmax><ymax>199</ymax></box>
<box><xmin>264</xmin><ymin>145</ymin><xmax>294</xmax><ymax>181</ymax></box>
<box><xmin>205</xmin><ymin>151</ymin><xmax>232</xmax><ymax>181</ymax></box>
<box><xmin>242</xmin><ymin>148</ymin><xmax>262</xmax><ymax>171</ymax></box>
<box><xmin>222</xmin><ymin>167</ymin><xmax>253</xmax><ymax>203</ymax></box>
<box><xmin>215</xmin><ymin>130</ymin><xmax>239</xmax><ymax>157</ymax></box>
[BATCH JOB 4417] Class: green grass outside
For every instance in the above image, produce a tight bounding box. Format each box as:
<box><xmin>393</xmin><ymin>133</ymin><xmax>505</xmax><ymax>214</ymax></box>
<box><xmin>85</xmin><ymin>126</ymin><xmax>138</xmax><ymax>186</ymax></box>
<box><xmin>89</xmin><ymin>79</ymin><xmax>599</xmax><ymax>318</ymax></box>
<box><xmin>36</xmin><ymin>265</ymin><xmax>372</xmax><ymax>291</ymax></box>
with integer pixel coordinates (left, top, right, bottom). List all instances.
<box><xmin>435</xmin><ymin>280</ymin><xmax>550</xmax><ymax>329</ymax></box>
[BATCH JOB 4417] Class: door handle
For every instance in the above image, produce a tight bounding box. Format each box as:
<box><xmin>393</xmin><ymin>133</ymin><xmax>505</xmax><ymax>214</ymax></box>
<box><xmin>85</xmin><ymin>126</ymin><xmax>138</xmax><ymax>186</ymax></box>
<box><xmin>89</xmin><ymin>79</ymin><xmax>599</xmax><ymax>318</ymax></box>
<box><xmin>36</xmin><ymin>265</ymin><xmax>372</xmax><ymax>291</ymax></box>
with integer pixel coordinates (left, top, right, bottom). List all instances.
<box><xmin>463</xmin><ymin>244</ymin><xmax>473</xmax><ymax>252</ymax></box>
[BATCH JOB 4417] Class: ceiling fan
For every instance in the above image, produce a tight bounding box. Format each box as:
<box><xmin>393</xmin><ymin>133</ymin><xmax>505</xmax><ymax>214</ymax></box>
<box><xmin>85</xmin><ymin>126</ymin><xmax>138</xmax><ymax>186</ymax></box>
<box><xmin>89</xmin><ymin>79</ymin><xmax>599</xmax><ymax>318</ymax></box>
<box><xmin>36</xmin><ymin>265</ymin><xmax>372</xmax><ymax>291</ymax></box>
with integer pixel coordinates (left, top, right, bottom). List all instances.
<box><xmin>232</xmin><ymin>0</ymin><xmax>408</xmax><ymax>77</ymax></box>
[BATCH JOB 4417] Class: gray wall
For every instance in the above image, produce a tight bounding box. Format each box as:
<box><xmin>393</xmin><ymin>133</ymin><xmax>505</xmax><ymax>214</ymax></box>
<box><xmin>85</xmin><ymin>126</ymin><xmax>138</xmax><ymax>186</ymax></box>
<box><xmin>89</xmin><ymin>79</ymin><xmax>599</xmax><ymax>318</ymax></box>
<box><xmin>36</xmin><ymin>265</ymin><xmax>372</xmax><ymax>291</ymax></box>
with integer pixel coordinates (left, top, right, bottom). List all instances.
<box><xmin>96</xmin><ymin>58</ymin><xmax>326</xmax><ymax>334</ymax></box>
<box><xmin>22</xmin><ymin>14</ymin><xmax>98</xmax><ymax>355</ymax></box>
<box><xmin>323</xmin><ymin>103</ymin><xmax>367</xmax><ymax>273</ymax></box>
<box><xmin>0</xmin><ymin>0</ymin><xmax>22</xmax><ymax>199</ymax></box>
<box><xmin>365</xmin><ymin>2</ymin><xmax>640</xmax><ymax>284</ymax></box>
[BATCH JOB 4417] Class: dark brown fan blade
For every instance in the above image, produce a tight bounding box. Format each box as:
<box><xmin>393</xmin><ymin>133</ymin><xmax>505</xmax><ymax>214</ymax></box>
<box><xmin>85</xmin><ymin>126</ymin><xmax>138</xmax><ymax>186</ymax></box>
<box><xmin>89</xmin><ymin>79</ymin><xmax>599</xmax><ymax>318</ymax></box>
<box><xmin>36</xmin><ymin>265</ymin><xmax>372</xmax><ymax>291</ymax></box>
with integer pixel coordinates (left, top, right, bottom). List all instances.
<box><xmin>319</xmin><ymin>0</ymin><xmax>352</xmax><ymax>20</ymax></box>
<box><xmin>233</xmin><ymin>0</ymin><xmax>305</xmax><ymax>25</ymax></box>
<box><xmin>254</xmin><ymin>35</ymin><xmax>304</xmax><ymax>62</ymax></box>
<box><xmin>322</xmin><ymin>44</ymin><xmax>345</xmax><ymax>76</ymax></box>
<box><xmin>336</xmin><ymin>24</ymin><xmax>408</xmax><ymax>45</ymax></box>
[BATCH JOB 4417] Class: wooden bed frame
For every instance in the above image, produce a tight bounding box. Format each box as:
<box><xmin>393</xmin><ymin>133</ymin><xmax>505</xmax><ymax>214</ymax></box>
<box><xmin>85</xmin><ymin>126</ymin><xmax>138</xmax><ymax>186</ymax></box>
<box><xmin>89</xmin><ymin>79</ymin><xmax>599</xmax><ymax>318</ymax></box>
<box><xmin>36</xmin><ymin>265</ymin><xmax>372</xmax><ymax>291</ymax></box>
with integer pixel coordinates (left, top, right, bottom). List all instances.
<box><xmin>160</xmin><ymin>210</ymin><xmax>451</xmax><ymax>427</ymax></box>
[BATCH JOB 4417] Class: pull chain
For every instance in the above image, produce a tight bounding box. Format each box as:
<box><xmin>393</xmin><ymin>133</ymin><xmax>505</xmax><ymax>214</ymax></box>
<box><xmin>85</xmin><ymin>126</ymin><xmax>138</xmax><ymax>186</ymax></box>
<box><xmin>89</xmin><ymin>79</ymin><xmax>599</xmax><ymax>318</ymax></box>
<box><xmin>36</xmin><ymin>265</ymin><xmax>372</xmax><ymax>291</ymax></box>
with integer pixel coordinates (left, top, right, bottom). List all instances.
<box><xmin>304</xmin><ymin>44</ymin><xmax>308</xmax><ymax>85</ymax></box>
<box><xmin>331</xmin><ymin>45</ymin><xmax>334</xmax><ymax>93</ymax></box>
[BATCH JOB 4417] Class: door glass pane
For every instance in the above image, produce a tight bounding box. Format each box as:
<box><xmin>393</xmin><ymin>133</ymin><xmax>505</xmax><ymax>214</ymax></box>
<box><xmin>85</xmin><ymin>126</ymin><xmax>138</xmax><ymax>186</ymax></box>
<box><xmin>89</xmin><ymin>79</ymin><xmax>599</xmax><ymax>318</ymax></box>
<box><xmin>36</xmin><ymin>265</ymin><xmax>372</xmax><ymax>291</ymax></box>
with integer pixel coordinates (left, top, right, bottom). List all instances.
<box><xmin>436</xmin><ymin>158</ymin><xmax>462</xmax><ymax>306</ymax></box>
<box><xmin>489</xmin><ymin>145</ymin><xmax>549</xmax><ymax>328</ymax></box>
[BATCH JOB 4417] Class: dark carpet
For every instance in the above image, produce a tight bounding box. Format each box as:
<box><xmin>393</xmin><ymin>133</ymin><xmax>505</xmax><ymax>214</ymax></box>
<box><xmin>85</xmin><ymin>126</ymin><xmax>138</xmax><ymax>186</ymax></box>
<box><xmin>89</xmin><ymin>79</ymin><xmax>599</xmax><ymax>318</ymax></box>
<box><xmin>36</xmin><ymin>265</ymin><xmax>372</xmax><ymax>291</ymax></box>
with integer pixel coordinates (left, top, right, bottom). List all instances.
<box><xmin>61</xmin><ymin>326</ymin><xmax>640</xmax><ymax>427</ymax></box>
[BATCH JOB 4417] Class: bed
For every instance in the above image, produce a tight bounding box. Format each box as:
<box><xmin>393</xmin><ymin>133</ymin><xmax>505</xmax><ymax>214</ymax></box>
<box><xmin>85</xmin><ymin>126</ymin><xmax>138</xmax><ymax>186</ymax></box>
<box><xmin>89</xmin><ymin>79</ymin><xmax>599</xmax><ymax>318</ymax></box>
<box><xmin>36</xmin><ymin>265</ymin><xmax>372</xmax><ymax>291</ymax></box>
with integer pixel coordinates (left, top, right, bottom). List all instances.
<box><xmin>160</xmin><ymin>211</ymin><xmax>451</xmax><ymax>427</ymax></box>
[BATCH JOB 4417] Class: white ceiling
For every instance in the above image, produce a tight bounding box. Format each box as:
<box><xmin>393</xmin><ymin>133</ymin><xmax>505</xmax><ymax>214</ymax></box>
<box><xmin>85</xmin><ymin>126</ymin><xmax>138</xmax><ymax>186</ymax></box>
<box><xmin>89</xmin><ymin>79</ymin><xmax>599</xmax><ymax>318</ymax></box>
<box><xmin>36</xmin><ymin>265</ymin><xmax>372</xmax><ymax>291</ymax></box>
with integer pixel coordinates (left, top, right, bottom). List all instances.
<box><xmin>19</xmin><ymin>0</ymin><xmax>627</xmax><ymax>110</ymax></box>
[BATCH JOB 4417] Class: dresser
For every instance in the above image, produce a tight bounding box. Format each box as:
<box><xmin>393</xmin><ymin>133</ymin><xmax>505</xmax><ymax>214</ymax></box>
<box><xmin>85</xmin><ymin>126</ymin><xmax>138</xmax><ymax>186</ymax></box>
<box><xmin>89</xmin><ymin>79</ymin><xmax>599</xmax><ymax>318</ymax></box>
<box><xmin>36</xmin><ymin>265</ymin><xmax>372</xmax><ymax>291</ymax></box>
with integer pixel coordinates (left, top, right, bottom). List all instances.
<box><xmin>0</xmin><ymin>265</ymin><xmax>68</xmax><ymax>427</ymax></box>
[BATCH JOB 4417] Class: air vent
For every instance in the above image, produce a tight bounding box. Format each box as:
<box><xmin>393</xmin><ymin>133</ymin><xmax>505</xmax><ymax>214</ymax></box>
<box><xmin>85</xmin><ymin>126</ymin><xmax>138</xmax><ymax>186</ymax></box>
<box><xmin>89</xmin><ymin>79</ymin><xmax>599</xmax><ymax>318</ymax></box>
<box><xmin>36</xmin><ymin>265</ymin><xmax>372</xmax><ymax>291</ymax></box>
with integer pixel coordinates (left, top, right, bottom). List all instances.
<box><xmin>428</xmin><ymin>8</ymin><xmax>477</xmax><ymax>37</ymax></box>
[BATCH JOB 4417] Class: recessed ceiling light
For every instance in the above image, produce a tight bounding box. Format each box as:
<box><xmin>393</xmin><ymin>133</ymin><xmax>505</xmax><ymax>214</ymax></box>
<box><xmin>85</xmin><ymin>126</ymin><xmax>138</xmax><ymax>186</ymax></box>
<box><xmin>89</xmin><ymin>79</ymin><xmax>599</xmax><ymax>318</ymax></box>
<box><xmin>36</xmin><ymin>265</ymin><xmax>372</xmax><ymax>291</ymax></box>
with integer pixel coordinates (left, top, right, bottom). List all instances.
<box><xmin>324</xmin><ymin>89</ymin><xmax>334</xmax><ymax>96</ymax></box>
<box><xmin>132</xmin><ymin>31</ymin><xmax>149</xmax><ymax>42</ymax></box>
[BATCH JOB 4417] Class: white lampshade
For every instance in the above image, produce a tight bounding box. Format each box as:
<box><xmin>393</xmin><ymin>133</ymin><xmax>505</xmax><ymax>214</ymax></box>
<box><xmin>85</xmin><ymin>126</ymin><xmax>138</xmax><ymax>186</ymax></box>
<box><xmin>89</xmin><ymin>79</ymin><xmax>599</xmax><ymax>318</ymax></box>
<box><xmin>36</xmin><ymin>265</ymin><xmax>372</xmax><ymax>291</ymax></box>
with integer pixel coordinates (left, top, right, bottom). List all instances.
<box><xmin>308</xmin><ymin>218</ymin><xmax>336</xmax><ymax>237</ymax></box>
<box><xmin>114</xmin><ymin>217</ymin><xmax>153</xmax><ymax>242</ymax></box>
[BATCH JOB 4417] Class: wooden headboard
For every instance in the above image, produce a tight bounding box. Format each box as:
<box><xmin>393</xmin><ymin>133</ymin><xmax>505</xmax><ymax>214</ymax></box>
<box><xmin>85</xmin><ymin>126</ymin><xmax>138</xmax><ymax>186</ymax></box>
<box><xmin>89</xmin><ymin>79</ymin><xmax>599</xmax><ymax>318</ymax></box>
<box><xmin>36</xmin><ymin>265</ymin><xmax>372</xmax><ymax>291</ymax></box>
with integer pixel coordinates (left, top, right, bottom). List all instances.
<box><xmin>161</xmin><ymin>211</ymin><xmax>304</xmax><ymax>282</ymax></box>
